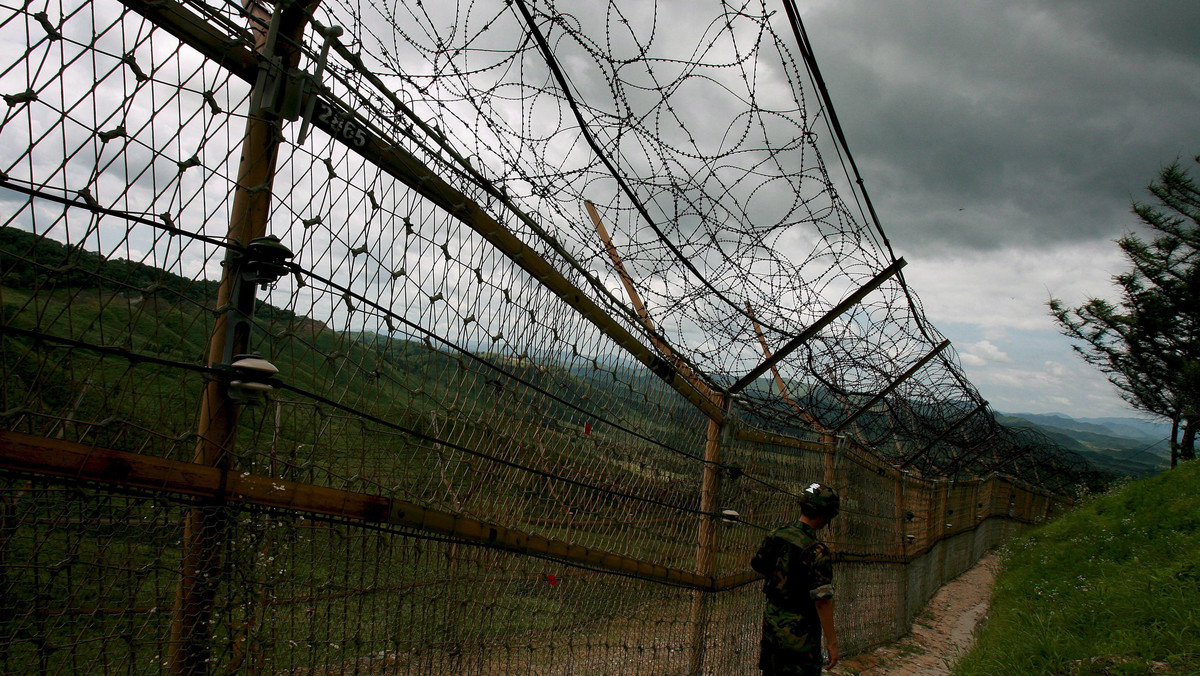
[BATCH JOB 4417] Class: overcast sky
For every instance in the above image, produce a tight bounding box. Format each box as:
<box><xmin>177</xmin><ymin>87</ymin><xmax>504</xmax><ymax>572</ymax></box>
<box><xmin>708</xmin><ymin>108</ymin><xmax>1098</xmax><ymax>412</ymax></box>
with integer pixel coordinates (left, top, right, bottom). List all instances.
<box><xmin>10</xmin><ymin>0</ymin><xmax>1189</xmax><ymax>421</ymax></box>
<box><xmin>791</xmin><ymin>0</ymin><xmax>1200</xmax><ymax>419</ymax></box>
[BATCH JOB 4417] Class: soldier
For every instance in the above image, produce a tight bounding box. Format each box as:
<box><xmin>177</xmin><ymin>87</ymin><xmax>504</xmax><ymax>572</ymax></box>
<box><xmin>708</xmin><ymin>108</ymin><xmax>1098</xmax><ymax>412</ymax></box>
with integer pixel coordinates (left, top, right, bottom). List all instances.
<box><xmin>751</xmin><ymin>482</ymin><xmax>840</xmax><ymax>675</ymax></box>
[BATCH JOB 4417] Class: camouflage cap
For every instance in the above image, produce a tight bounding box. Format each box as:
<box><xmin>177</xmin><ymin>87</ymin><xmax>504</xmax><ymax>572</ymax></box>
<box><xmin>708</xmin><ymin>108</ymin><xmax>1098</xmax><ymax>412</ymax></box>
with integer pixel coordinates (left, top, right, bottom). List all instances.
<box><xmin>799</xmin><ymin>482</ymin><xmax>840</xmax><ymax>519</ymax></box>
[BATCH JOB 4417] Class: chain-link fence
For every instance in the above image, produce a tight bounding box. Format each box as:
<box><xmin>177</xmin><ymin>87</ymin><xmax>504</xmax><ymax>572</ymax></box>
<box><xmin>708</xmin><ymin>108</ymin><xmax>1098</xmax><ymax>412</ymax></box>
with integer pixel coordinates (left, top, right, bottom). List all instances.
<box><xmin>2</xmin><ymin>0</ymin><xmax>1082</xmax><ymax>673</ymax></box>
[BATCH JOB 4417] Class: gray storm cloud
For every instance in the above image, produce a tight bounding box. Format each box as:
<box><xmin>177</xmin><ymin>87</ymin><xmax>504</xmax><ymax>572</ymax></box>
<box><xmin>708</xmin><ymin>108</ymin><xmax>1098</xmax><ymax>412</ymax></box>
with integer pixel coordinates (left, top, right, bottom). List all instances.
<box><xmin>796</xmin><ymin>0</ymin><xmax>1200</xmax><ymax>253</ymax></box>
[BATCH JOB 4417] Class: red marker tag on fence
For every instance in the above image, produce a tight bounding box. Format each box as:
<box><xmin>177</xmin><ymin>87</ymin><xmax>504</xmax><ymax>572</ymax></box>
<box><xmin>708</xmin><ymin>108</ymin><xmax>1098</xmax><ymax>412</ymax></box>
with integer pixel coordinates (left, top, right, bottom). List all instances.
<box><xmin>583</xmin><ymin>422</ymin><xmax>592</xmax><ymax>435</ymax></box>
<box><xmin>547</xmin><ymin>574</ymin><xmax>558</xmax><ymax>586</ymax></box>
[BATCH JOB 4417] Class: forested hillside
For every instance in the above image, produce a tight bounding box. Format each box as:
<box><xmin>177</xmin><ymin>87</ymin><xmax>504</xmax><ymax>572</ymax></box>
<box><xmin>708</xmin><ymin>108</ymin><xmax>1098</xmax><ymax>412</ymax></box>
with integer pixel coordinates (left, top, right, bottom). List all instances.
<box><xmin>998</xmin><ymin>413</ymin><xmax>1169</xmax><ymax>476</ymax></box>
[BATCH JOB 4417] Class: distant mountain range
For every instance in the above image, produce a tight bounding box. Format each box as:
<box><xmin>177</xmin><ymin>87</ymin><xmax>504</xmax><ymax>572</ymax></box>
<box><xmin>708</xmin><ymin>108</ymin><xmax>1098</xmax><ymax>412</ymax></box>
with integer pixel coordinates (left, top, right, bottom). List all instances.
<box><xmin>997</xmin><ymin>412</ymin><xmax>1171</xmax><ymax>476</ymax></box>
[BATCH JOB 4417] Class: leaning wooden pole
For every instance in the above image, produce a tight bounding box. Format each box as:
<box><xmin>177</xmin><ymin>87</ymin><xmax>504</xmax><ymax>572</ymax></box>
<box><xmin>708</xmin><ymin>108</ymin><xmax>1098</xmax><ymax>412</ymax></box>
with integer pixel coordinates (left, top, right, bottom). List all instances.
<box><xmin>745</xmin><ymin>301</ymin><xmax>838</xmax><ymax>492</ymax></box>
<box><xmin>167</xmin><ymin>2</ymin><xmax>316</xmax><ymax>673</ymax></box>
<box><xmin>745</xmin><ymin>301</ymin><xmax>834</xmax><ymax>447</ymax></box>
<box><xmin>584</xmin><ymin>200</ymin><xmax>725</xmax><ymax>674</ymax></box>
<box><xmin>585</xmin><ymin>200</ymin><xmax>719</xmax><ymax>404</ymax></box>
<box><xmin>894</xmin><ymin>469</ymin><xmax>909</xmax><ymax>633</ymax></box>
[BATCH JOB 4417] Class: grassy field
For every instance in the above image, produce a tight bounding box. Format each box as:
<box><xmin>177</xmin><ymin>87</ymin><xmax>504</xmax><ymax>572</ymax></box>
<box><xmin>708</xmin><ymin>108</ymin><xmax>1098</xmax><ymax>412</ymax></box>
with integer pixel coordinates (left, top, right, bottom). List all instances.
<box><xmin>0</xmin><ymin>227</ymin><xmax>1055</xmax><ymax>672</ymax></box>
<box><xmin>953</xmin><ymin>460</ymin><xmax>1200</xmax><ymax>675</ymax></box>
<box><xmin>0</xmin><ymin>226</ymin><xmax>721</xmax><ymax>671</ymax></box>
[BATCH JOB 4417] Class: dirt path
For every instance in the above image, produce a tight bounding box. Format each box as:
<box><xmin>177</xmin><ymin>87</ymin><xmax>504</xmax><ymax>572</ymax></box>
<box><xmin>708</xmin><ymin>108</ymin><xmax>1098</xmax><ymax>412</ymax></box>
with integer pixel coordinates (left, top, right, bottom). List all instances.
<box><xmin>833</xmin><ymin>553</ymin><xmax>1000</xmax><ymax>676</ymax></box>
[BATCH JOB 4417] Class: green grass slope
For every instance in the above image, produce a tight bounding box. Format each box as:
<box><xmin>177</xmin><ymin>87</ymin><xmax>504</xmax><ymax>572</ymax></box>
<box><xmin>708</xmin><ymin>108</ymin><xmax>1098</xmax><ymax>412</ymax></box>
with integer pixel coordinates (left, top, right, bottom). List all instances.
<box><xmin>953</xmin><ymin>460</ymin><xmax>1200</xmax><ymax>675</ymax></box>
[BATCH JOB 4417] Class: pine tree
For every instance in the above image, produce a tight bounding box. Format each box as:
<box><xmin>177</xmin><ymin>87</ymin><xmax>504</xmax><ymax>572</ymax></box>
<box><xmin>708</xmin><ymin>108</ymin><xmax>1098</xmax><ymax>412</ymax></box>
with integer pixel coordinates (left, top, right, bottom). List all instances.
<box><xmin>1049</xmin><ymin>156</ymin><xmax>1200</xmax><ymax>466</ymax></box>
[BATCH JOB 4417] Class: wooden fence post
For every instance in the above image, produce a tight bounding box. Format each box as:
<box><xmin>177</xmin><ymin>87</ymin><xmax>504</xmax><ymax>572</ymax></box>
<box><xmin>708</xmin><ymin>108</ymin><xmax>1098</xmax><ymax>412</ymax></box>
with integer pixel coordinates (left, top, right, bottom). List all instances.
<box><xmin>586</xmin><ymin>199</ymin><xmax>729</xmax><ymax>673</ymax></box>
<box><xmin>167</xmin><ymin>2</ymin><xmax>317</xmax><ymax>673</ymax></box>
<box><xmin>688</xmin><ymin>396</ymin><xmax>726</xmax><ymax>675</ymax></box>
<box><xmin>894</xmin><ymin>470</ymin><xmax>908</xmax><ymax>635</ymax></box>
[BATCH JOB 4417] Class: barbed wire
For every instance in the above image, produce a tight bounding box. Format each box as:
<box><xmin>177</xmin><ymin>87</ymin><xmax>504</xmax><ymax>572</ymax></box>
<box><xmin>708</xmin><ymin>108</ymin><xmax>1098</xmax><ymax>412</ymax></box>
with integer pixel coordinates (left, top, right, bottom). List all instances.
<box><xmin>0</xmin><ymin>0</ymin><xmax>1102</xmax><ymax>673</ymax></box>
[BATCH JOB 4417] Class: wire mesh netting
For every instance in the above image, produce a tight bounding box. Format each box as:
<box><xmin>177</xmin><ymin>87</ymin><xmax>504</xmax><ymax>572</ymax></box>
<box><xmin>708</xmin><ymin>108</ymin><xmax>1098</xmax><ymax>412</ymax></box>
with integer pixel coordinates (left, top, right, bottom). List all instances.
<box><xmin>1</xmin><ymin>0</ymin><xmax>1090</xmax><ymax>673</ymax></box>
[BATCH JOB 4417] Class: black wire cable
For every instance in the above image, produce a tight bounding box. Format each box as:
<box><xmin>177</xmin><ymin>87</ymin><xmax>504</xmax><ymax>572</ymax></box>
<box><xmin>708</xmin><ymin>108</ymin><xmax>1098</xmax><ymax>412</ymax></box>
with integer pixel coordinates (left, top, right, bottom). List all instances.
<box><xmin>0</xmin><ymin>169</ymin><xmax>716</xmax><ymax>467</ymax></box>
<box><xmin>289</xmin><ymin>261</ymin><xmax>711</xmax><ymax>465</ymax></box>
<box><xmin>779</xmin><ymin>0</ymin><xmax>984</xmax><ymax>405</ymax></box>
<box><xmin>0</xmin><ymin>177</ymin><xmax>233</xmax><ymax>250</ymax></box>
<box><xmin>0</xmin><ymin>324</ymin><xmax>718</xmax><ymax>514</ymax></box>
<box><xmin>0</xmin><ymin>113</ymin><xmax>721</xmax><ymax>469</ymax></box>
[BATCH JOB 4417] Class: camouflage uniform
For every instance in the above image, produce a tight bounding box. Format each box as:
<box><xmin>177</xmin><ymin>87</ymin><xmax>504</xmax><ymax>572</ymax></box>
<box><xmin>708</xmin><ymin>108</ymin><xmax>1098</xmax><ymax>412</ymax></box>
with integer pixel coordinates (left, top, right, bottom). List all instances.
<box><xmin>751</xmin><ymin>521</ymin><xmax>834</xmax><ymax>676</ymax></box>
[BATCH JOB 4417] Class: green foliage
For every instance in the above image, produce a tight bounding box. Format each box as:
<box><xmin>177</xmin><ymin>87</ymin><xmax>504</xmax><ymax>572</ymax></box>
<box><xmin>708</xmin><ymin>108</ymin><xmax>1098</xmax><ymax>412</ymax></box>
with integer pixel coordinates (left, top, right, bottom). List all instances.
<box><xmin>953</xmin><ymin>460</ymin><xmax>1200</xmax><ymax>675</ymax></box>
<box><xmin>0</xmin><ymin>227</ymin><xmax>302</xmax><ymax>330</ymax></box>
<box><xmin>0</xmin><ymin>226</ymin><xmax>220</xmax><ymax>304</ymax></box>
<box><xmin>1048</xmin><ymin>156</ymin><xmax>1200</xmax><ymax>463</ymax></box>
